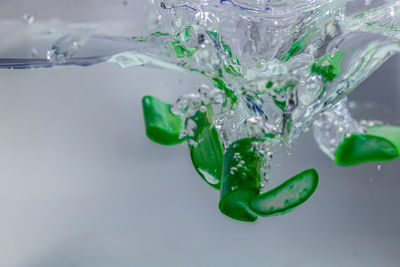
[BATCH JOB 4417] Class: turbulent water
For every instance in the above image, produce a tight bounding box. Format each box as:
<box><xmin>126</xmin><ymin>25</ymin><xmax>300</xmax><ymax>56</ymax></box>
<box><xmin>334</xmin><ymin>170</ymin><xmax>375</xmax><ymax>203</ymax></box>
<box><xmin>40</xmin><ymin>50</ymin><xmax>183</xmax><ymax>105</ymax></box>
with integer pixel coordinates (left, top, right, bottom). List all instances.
<box><xmin>0</xmin><ymin>0</ymin><xmax>399</xmax><ymax>184</ymax></box>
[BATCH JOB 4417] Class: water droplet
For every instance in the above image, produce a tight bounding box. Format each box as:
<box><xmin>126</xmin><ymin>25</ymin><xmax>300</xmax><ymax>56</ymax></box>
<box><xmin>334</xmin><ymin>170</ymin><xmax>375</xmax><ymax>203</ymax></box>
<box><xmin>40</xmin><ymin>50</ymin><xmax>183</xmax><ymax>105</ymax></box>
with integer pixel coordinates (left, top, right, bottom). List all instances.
<box><xmin>199</xmin><ymin>105</ymin><xmax>207</xmax><ymax>113</ymax></box>
<box><xmin>198</xmin><ymin>33</ymin><xmax>205</xmax><ymax>44</ymax></box>
<box><xmin>46</xmin><ymin>32</ymin><xmax>90</xmax><ymax>63</ymax></box>
<box><xmin>188</xmin><ymin>139</ymin><xmax>198</xmax><ymax>147</ymax></box>
<box><xmin>23</xmin><ymin>13</ymin><xmax>35</xmax><ymax>24</ymax></box>
<box><xmin>185</xmin><ymin>118</ymin><xmax>197</xmax><ymax>137</ymax></box>
<box><xmin>46</xmin><ymin>49</ymin><xmax>58</xmax><ymax>62</ymax></box>
<box><xmin>122</xmin><ymin>0</ymin><xmax>129</xmax><ymax>6</ymax></box>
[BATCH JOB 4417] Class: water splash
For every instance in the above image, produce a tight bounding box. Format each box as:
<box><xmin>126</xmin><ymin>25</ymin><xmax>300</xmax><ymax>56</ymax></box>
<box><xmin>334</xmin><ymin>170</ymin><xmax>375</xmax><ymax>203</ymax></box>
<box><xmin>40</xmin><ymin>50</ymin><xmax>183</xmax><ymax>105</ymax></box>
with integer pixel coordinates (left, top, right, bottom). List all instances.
<box><xmin>46</xmin><ymin>30</ymin><xmax>92</xmax><ymax>64</ymax></box>
<box><xmin>0</xmin><ymin>0</ymin><xmax>399</xmax><ymax>178</ymax></box>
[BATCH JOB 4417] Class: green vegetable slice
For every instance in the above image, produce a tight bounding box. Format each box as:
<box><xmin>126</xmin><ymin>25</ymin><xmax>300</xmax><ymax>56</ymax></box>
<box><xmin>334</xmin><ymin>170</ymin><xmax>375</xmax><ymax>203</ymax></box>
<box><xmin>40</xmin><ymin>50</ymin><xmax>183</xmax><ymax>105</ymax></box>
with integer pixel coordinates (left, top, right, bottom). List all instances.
<box><xmin>249</xmin><ymin>169</ymin><xmax>318</xmax><ymax>217</ymax></box>
<box><xmin>219</xmin><ymin>138</ymin><xmax>261</xmax><ymax>222</ymax></box>
<box><xmin>335</xmin><ymin>125</ymin><xmax>400</xmax><ymax>166</ymax></box>
<box><xmin>367</xmin><ymin>125</ymin><xmax>400</xmax><ymax>151</ymax></box>
<box><xmin>142</xmin><ymin>95</ymin><xmax>184</xmax><ymax>145</ymax></box>
<box><xmin>311</xmin><ymin>51</ymin><xmax>345</xmax><ymax>82</ymax></box>
<box><xmin>189</xmin><ymin>108</ymin><xmax>223</xmax><ymax>189</ymax></box>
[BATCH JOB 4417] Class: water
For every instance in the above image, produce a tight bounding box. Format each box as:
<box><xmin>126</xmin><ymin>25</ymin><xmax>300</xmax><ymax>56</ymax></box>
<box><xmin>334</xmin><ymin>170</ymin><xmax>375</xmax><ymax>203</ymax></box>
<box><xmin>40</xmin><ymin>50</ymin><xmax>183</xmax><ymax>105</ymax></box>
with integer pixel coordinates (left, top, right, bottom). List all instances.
<box><xmin>0</xmin><ymin>0</ymin><xmax>399</xmax><ymax>209</ymax></box>
<box><xmin>0</xmin><ymin>1</ymin><xmax>399</xmax><ymax>164</ymax></box>
<box><xmin>0</xmin><ymin>1</ymin><xmax>400</xmax><ymax>265</ymax></box>
<box><xmin>313</xmin><ymin>98</ymin><xmax>366</xmax><ymax>160</ymax></box>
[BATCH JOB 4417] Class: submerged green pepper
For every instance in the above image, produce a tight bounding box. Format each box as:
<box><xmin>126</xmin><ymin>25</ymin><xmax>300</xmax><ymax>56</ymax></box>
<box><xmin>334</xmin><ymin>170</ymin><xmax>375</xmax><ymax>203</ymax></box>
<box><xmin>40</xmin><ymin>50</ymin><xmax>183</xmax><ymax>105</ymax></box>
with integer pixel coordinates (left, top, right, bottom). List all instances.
<box><xmin>142</xmin><ymin>96</ymin><xmax>322</xmax><ymax>222</ymax></box>
<box><xmin>142</xmin><ymin>95</ymin><xmax>184</xmax><ymax>145</ymax></box>
<box><xmin>367</xmin><ymin>125</ymin><xmax>400</xmax><ymax>150</ymax></box>
<box><xmin>189</xmin><ymin>108</ymin><xmax>223</xmax><ymax>189</ymax></box>
<box><xmin>218</xmin><ymin>138</ymin><xmax>319</xmax><ymax>221</ymax></box>
<box><xmin>335</xmin><ymin>125</ymin><xmax>400</xmax><ymax>166</ymax></box>
<box><xmin>250</xmin><ymin>169</ymin><xmax>319</xmax><ymax>217</ymax></box>
<box><xmin>219</xmin><ymin>138</ymin><xmax>261</xmax><ymax>222</ymax></box>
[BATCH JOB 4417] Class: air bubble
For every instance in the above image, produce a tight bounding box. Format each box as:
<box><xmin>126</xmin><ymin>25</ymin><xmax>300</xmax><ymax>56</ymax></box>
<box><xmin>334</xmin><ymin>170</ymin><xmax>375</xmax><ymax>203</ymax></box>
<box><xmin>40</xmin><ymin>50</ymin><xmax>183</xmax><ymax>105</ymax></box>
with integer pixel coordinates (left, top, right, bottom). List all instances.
<box><xmin>23</xmin><ymin>13</ymin><xmax>35</xmax><ymax>24</ymax></box>
<box><xmin>188</xmin><ymin>139</ymin><xmax>198</xmax><ymax>147</ymax></box>
<box><xmin>199</xmin><ymin>105</ymin><xmax>207</xmax><ymax>113</ymax></box>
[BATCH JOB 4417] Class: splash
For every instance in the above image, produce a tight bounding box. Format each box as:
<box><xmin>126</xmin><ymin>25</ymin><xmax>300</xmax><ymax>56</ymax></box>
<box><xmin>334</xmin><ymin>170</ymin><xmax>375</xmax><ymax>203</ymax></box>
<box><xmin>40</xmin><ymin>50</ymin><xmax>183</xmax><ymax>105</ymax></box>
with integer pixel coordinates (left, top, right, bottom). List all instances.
<box><xmin>139</xmin><ymin>0</ymin><xmax>400</xmax><ymax>176</ymax></box>
<box><xmin>0</xmin><ymin>0</ymin><xmax>400</xmax><ymax>221</ymax></box>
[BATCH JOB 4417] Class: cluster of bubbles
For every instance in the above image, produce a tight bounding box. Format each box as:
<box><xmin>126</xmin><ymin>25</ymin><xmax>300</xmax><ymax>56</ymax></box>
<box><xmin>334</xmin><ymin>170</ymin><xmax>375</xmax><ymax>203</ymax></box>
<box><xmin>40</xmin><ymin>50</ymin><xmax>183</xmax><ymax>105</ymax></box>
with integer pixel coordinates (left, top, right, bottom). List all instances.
<box><xmin>146</xmin><ymin>0</ymin><xmax>400</xmax><ymax>185</ymax></box>
<box><xmin>2</xmin><ymin>0</ymin><xmax>399</xmax><ymax>184</ymax></box>
<box><xmin>146</xmin><ymin>0</ymin><xmax>398</xmax><ymax>153</ymax></box>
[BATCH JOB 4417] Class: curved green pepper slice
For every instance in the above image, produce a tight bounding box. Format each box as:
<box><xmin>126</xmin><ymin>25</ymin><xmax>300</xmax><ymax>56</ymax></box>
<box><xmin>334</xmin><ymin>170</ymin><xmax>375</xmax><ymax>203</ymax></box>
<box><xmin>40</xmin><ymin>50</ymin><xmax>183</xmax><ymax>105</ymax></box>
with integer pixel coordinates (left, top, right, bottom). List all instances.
<box><xmin>141</xmin><ymin>95</ymin><xmax>322</xmax><ymax>222</ymax></box>
<box><xmin>250</xmin><ymin>169</ymin><xmax>319</xmax><ymax>217</ymax></box>
<box><xmin>189</xmin><ymin>107</ymin><xmax>223</xmax><ymax>189</ymax></box>
<box><xmin>367</xmin><ymin>125</ymin><xmax>400</xmax><ymax>150</ymax></box>
<box><xmin>142</xmin><ymin>95</ymin><xmax>184</xmax><ymax>145</ymax></box>
<box><xmin>335</xmin><ymin>125</ymin><xmax>400</xmax><ymax>166</ymax></box>
<box><xmin>219</xmin><ymin>138</ymin><xmax>261</xmax><ymax>222</ymax></box>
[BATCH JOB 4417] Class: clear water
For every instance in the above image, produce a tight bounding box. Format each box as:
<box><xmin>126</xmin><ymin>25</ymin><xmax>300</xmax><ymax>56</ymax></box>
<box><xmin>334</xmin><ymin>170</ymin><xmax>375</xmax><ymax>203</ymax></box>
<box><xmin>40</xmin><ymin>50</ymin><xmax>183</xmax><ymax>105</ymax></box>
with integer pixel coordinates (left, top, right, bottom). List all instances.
<box><xmin>1</xmin><ymin>1</ymin><xmax>400</xmax><ymax>266</ymax></box>
<box><xmin>1</xmin><ymin>0</ymin><xmax>399</xmax><ymax>186</ymax></box>
<box><xmin>0</xmin><ymin>2</ymin><xmax>399</xmax><ymax>174</ymax></box>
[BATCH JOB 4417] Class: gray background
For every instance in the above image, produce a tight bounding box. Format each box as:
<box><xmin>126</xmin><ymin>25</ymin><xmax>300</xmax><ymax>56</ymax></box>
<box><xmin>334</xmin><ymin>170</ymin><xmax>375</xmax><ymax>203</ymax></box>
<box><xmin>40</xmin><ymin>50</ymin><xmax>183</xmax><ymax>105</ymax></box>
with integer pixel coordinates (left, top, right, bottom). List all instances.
<box><xmin>0</xmin><ymin>1</ymin><xmax>400</xmax><ymax>266</ymax></box>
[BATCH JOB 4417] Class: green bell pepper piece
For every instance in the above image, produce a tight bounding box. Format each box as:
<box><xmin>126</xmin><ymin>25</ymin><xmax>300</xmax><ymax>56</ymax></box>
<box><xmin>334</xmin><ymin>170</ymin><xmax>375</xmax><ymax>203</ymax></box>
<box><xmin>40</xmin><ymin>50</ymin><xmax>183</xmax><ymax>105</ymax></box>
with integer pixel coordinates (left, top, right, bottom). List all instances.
<box><xmin>249</xmin><ymin>169</ymin><xmax>318</xmax><ymax>217</ymax></box>
<box><xmin>219</xmin><ymin>138</ymin><xmax>261</xmax><ymax>222</ymax></box>
<box><xmin>189</xmin><ymin>108</ymin><xmax>223</xmax><ymax>189</ymax></box>
<box><xmin>142</xmin><ymin>95</ymin><xmax>184</xmax><ymax>145</ymax></box>
<box><xmin>335</xmin><ymin>125</ymin><xmax>400</xmax><ymax>166</ymax></box>
<box><xmin>367</xmin><ymin>125</ymin><xmax>400</xmax><ymax>151</ymax></box>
